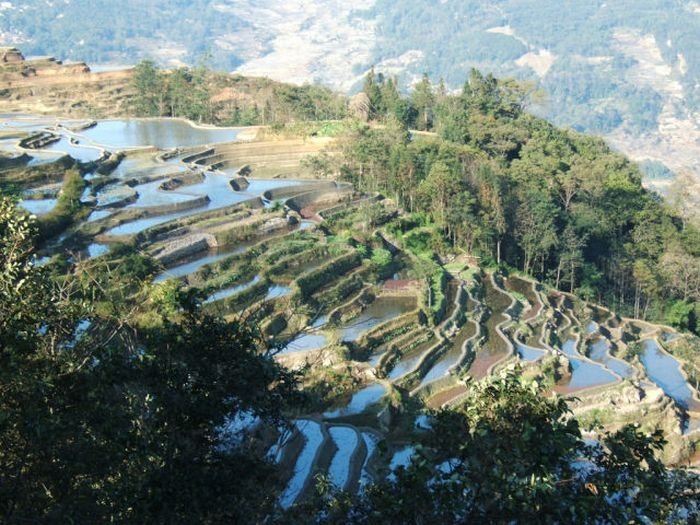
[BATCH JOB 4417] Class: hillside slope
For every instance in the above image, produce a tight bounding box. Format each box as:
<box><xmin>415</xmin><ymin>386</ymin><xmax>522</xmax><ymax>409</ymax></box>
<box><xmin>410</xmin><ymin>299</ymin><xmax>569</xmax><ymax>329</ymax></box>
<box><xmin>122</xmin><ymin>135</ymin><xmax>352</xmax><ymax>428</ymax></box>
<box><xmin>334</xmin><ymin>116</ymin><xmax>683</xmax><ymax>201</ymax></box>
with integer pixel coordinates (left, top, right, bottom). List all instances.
<box><xmin>1</xmin><ymin>1</ymin><xmax>699</xmax><ymax>187</ymax></box>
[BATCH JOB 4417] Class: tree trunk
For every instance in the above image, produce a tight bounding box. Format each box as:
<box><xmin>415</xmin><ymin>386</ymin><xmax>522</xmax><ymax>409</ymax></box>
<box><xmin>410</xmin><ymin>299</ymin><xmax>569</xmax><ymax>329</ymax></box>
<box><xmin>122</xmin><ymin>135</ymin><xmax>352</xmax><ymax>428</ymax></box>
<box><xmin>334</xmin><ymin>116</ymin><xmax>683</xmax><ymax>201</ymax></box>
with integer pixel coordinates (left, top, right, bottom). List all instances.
<box><xmin>570</xmin><ymin>260</ymin><xmax>576</xmax><ymax>294</ymax></box>
<box><xmin>555</xmin><ymin>261</ymin><xmax>562</xmax><ymax>289</ymax></box>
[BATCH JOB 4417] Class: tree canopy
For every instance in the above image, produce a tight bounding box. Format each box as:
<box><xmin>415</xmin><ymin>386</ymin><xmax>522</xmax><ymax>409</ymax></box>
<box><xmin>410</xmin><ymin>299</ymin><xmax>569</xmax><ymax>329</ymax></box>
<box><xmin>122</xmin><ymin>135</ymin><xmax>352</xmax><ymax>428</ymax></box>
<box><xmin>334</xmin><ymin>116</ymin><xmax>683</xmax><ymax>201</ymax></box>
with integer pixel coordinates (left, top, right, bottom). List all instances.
<box><xmin>0</xmin><ymin>197</ymin><xmax>302</xmax><ymax>523</ymax></box>
<box><xmin>342</xmin><ymin>69</ymin><xmax>700</xmax><ymax>333</ymax></box>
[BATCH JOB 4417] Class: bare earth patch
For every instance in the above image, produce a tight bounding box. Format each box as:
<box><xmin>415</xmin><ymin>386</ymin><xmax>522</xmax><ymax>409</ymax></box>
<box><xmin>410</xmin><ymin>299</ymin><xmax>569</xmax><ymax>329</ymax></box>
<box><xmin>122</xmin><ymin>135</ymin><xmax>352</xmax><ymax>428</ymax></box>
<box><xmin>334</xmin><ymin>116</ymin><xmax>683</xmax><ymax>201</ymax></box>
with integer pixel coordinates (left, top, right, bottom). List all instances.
<box><xmin>515</xmin><ymin>49</ymin><xmax>556</xmax><ymax>78</ymax></box>
<box><xmin>603</xmin><ymin>28</ymin><xmax>700</xmax><ymax>215</ymax></box>
<box><xmin>224</xmin><ymin>0</ymin><xmax>377</xmax><ymax>91</ymax></box>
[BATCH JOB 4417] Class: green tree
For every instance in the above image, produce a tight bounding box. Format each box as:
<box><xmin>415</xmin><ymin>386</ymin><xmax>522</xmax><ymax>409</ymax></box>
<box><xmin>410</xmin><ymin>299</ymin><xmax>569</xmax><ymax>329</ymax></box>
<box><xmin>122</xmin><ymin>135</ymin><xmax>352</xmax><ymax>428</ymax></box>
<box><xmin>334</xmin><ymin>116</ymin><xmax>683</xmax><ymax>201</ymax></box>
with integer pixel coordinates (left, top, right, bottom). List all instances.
<box><xmin>380</xmin><ymin>76</ymin><xmax>401</xmax><ymax>117</ymax></box>
<box><xmin>555</xmin><ymin>225</ymin><xmax>587</xmax><ymax>293</ymax></box>
<box><xmin>411</xmin><ymin>73</ymin><xmax>435</xmax><ymax>131</ymax></box>
<box><xmin>666</xmin><ymin>300</ymin><xmax>697</xmax><ymax>332</ymax></box>
<box><xmin>515</xmin><ymin>189</ymin><xmax>559</xmax><ymax>277</ymax></box>
<box><xmin>362</xmin><ymin>67</ymin><xmax>384</xmax><ymax>120</ymax></box>
<box><xmin>166</xmin><ymin>67</ymin><xmax>191</xmax><ymax>117</ymax></box>
<box><xmin>0</xmin><ymin>198</ymin><xmax>302</xmax><ymax>523</ymax></box>
<box><xmin>132</xmin><ymin>59</ymin><xmax>165</xmax><ymax>116</ymax></box>
<box><xmin>298</xmin><ymin>368</ymin><xmax>699</xmax><ymax>524</ymax></box>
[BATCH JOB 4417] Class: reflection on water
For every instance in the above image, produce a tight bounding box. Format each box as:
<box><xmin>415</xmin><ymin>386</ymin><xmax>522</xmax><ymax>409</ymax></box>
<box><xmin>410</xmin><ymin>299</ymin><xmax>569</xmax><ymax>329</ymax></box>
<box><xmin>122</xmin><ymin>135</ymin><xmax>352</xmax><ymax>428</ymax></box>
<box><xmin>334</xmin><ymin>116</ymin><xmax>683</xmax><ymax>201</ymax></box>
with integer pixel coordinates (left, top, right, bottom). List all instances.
<box><xmin>421</xmin><ymin>319</ymin><xmax>476</xmax><ymax>386</ymax></box>
<box><xmin>126</xmin><ymin>178</ymin><xmax>199</xmax><ymax>208</ymax></box>
<box><xmin>640</xmin><ymin>339</ymin><xmax>699</xmax><ymax>411</ymax></box>
<box><xmin>327</xmin><ymin>426</ymin><xmax>359</xmax><ymax>490</ymax></box>
<box><xmin>111</xmin><ymin>157</ymin><xmax>180</xmax><ymax>179</ymax></box>
<box><xmin>86</xmin><ymin>243</ymin><xmax>110</xmax><ymax>258</ymax></box>
<box><xmin>279</xmin><ymin>332</ymin><xmax>327</xmax><ymax>355</ymax></box>
<box><xmin>310</xmin><ymin>314</ymin><xmax>329</xmax><ymax>329</ymax></box>
<box><xmin>421</xmin><ymin>346</ymin><xmax>462</xmax><ymax>386</ymax></box>
<box><xmin>279</xmin><ymin>419</ymin><xmax>324</xmax><ymax>509</ymax></box>
<box><xmin>87</xmin><ymin>209</ymin><xmax>114</xmax><ymax>222</ymax></box>
<box><xmin>516</xmin><ymin>342</ymin><xmax>547</xmax><ymax>362</ymax></box>
<box><xmin>388</xmin><ymin>446</ymin><xmax>416</xmax><ymax>481</ymax></box>
<box><xmin>324</xmin><ymin>383</ymin><xmax>387</xmax><ymax>419</ymax></box>
<box><xmin>359</xmin><ymin>432</ymin><xmax>380</xmax><ymax>491</ymax></box>
<box><xmin>154</xmin><ymin>249</ymin><xmax>245</xmax><ymax>283</ymax></box>
<box><xmin>339</xmin><ymin>297</ymin><xmax>415</xmax><ymax>342</ymax></box>
<box><xmin>587</xmin><ymin>338</ymin><xmax>634</xmax><ymax>379</ymax></box>
<box><xmin>565</xmin><ymin>352</ymin><xmax>616</xmax><ymax>390</ymax></box>
<box><xmin>19</xmin><ymin>198</ymin><xmax>57</xmax><ymax>215</ymax></box>
<box><xmin>107</xmin><ymin>178</ymin><xmax>301</xmax><ymax>236</ymax></box>
<box><xmin>27</xmin><ymin>151</ymin><xmax>66</xmax><ymax>166</ymax></box>
<box><xmin>44</xmin><ymin>137</ymin><xmax>102</xmax><ymax>162</ymax></box>
<box><xmin>265</xmin><ymin>284</ymin><xmax>291</xmax><ymax>301</ymax></box>
<box><xmin>80</xmin><ymin>119</ymin><xmax>239</xmax><ymax>149</ymax></box>
<box><xmin>387</xmin><ymin>350</ymin><xmax>425</xmax><ymax>380</ymax></box>
<box><xmin>203</xmin><ymin>276</ymin><xmax>262</xmax><ymax>304</ymax></box>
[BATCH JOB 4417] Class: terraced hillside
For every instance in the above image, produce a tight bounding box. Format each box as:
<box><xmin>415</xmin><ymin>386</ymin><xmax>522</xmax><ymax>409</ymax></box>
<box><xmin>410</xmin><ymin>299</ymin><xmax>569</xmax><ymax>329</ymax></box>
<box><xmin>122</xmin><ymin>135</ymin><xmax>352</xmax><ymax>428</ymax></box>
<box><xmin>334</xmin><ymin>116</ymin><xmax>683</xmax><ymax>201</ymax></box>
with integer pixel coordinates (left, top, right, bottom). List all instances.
<box><xmin>5</xmin><ymin>1</ymin><xmax>699</xmax><ymax>202</ymax></box>
<box><xmin>2</xmin><ymin>114</ymin><xmax>700</xmax><ymax>511</ymax></box>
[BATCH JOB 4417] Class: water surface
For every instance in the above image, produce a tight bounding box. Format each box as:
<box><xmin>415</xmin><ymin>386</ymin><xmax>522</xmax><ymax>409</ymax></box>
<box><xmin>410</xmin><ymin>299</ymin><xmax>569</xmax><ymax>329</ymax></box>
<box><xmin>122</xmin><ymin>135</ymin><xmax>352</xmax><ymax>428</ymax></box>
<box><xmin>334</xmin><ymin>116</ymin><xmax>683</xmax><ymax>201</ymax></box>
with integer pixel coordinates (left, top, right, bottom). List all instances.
<box><xmin>265</xmin><ymin>284</ymin><xmax>291</xmax><ymax>301</ymax></box>
<box><xmin>106</xmin><ymin>178</ymin><xmax>301</xmax><ymax>236</ymax></box>
<box><xmin>44</xmin><ymin>137</ymin><xmax>102</xmax><ymax>162</ymax></box>
<box><xmin>556</xmin><ymin>338</ymin><xmax>617</xmax><ymax>390</ymax></box>
<box><xmin>279</xmin><ymin>419</ymin><xmax>324</xmax><ymax>509</ymax></box>
<box><xmin>516</xmin><ymin>342</ymin><xmax>547</xmax><ymax>362</ymax></box>
<box><xmin>468</xmin><ymin>277</ymin><xmax>511</xmax><ymax>379</ymax></box>
<box><xmin>79</xmin><ymin>119</ymin><xmax>239</xmax><ymax>149</ymax></box>
<box><xmin>339</xmin><ymin>297</ymin><xmax>414</xmax><ymax>342</ymax></box>
<box><xmin>387</xmin><ymin>349</ymin><xmax>426</xmax><ymax>380</ymax></box>
<box><xmin>278</xmin><ymin>332</ymin><xmax>328</xmax><ymax>354</ymax></box>
<box><xmin>388</xmin><ymin>446</ymin><xmax>416</xmax><ymax>481</ymax></box>
<box><xmin>359</xmin><ymin>432</ymin><xmax>380</xmax><ymax>491</ymax></box>
<box><xmin>154</xmin><ymin>248</ymin><xmax>246</xmax><ymax>283</ymax></box>
<box><xmin>324</xmin><ymin>383</ymin><xmax>387</xmax><ymax>419</ymax></box>
<box><xmin>19</xmin><ymin>198</ymin><xmax>57</xmax><ymax>215</ymax></box>
<box><xmin>640</xmin><ymin>339</ymin><xmax>699</xmax><ymax>410</ymax></box>
<box><xmin>86</xmin><ymin>243</ymin><xmax>110</xmax><ymax>258</ymax></box>
<box><xmin>420</xmin><ymin>318</ymin><xmax>476</xmax><ymax>386</ymax></box>
<box><xmin>587</xmin><ymin>339</ymin><xmax>634</xmax><ymax>379</ymax></box>
<box><xmin>327</xmin><ymin>426</ymin><xmax>359</xmax><ymax>490</ymax></box>
<box><xmin>203</xmin><ymin>276</ymin><xmax>262</xmax><ymax>304</ymax></box>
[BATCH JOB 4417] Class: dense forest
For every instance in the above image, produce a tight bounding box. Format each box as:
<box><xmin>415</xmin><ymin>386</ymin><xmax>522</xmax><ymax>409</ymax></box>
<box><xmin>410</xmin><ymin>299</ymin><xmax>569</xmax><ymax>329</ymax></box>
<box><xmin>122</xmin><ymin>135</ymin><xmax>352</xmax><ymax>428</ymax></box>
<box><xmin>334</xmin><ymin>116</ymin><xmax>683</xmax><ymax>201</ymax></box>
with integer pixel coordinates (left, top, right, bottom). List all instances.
<box><xmin>127</xmin><ymin>59</ymin><xmax>700</xmax><ymax>332</ymax></box>
<box><xmin>308</xmin><ymin>69</ymin><xmax>700</xmax><ymax>334</ymax></box>
<box><xmin>359</xmin><ymin>0</ymin><xmax>700</xmax><ymax>135</ymax></box>
<box><xmin>130</xmin><ymin>60</ymin><xmax>347</xmax><ymax>126</ymax></box>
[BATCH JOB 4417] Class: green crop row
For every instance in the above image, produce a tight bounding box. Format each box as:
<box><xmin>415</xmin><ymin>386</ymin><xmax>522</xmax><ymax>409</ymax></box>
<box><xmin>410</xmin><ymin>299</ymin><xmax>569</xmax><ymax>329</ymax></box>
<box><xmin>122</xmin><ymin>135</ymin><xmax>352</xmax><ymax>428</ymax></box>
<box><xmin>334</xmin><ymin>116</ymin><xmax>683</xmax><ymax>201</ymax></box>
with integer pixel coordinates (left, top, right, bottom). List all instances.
<box><xmin>293</xmin><ymin>252</ymin><xmax>361</xmax><ymax>300</ymax></box>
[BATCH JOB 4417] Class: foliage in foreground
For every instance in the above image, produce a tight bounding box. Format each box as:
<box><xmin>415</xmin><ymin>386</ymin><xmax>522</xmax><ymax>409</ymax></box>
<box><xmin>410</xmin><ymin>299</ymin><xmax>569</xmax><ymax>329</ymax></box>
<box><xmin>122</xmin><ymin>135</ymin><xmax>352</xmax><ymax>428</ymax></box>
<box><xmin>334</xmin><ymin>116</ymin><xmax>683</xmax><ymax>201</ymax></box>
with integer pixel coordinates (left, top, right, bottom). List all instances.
<box><xmin>286</xmin><ymin>369</ymin><xmax>700</xmax><ymax>524</ymax></box>
<box><xmin>0</xmin><ymin>197</ymin><xmax>301</xmax><ymax>523</ymax></box>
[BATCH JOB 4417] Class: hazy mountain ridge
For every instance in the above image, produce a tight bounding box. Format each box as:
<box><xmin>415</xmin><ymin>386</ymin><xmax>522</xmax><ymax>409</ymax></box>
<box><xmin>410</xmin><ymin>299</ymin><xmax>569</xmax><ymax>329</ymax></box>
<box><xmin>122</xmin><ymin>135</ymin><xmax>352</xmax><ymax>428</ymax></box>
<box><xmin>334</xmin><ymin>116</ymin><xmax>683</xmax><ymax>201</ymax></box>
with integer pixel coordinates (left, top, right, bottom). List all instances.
<box><xmin>2</xmin><ymin>0</ymin><xmax>700</xmax><ymax>186</ymax></box>
<box><xmin>362</xmin><ymin>1</ymin><xmax>700</xmax><ymax>183</ymax></box>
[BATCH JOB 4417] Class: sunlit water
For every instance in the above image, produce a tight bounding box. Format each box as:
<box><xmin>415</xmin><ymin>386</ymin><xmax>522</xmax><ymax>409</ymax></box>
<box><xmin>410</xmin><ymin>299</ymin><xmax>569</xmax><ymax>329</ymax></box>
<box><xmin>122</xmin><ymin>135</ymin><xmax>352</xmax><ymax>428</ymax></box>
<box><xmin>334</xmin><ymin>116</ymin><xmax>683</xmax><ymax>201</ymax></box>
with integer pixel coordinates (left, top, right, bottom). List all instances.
<box><xmin>587</xmin><ymin>338</ymin><xmax>634</xmax><ymax>379</ymax></box>
<box><xmin>19</xmin><ymin>198</ymin><xmax>57</xmax><ymax>215</ymax></box>
<box><xmin>640</xmin><ymin>339</ymin><xmax>698</xmax><ymax>410</ymax></box>
<box><xmin>324</xmin><ymin>383</ymin><xmax>388</xmax><ymax>419</ymax></box>
<box><xmin>327</xmin><ymin>426</ymin><xmax>359</xmax><ymax>490</ymax></box>
<box><xmin>339</xmin><ymin>297</ymin><xmax>415</xmax><ymax>342</ymax></box>
<box><xmin>279</xmin><ymin>419</ymin><xmax>324</xmax><ymax>509</ymax></box>
<box><xmin>78</xmin><ymin>119</ymin><xmax>240</xmax><ymax>149</ymax></box>
<box><xmin>559</xmin><ymin>339</ymin><xmax>617</xmax><ymax>390</ymax></box>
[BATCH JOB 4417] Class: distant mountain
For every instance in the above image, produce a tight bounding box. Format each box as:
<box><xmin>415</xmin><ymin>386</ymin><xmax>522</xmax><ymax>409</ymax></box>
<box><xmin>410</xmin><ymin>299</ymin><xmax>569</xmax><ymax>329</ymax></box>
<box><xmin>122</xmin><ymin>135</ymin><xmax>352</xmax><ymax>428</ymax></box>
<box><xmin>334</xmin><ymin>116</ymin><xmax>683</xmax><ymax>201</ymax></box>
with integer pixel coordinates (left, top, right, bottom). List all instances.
<box><xmin>2</xmin><ymin>0</ymin><xmax>699</xmax><ymax>186</ymax></box>
<box><xmin>361</xmin><ymin>0</ymin><xmax>700</xmax><ymax>196</ymax></box>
